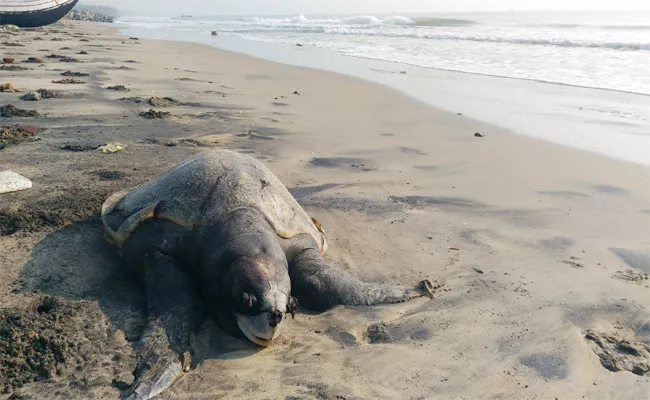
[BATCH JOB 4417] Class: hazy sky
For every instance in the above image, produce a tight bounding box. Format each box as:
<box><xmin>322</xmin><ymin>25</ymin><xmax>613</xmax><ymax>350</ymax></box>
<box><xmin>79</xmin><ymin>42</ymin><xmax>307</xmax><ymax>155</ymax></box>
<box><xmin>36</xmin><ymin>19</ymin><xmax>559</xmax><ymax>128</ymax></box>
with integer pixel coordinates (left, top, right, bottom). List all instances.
<box><xmin>81</xmin><ymin>0</ymin><xmax>650</xmax><ymax>16</ymax></box>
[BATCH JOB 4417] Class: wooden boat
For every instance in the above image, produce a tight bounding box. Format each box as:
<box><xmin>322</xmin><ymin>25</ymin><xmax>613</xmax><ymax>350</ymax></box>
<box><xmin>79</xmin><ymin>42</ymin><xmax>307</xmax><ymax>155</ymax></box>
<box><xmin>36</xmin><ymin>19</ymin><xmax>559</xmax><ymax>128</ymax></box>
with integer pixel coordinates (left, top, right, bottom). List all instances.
<box><xmin>0</xmin><ymin>0</ymin><xmax>79</xmax><ymax>28</ymax></box>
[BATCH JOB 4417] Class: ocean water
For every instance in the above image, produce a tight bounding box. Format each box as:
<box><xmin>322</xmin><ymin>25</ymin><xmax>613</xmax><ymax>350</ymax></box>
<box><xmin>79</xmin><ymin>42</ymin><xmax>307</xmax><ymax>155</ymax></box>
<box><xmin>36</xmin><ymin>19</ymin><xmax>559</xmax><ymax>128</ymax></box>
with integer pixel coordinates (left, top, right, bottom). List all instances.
<box><xmin>119</xmin><ymin>11</ymin><xmax>650</xmax><ymax>95</ymax></box>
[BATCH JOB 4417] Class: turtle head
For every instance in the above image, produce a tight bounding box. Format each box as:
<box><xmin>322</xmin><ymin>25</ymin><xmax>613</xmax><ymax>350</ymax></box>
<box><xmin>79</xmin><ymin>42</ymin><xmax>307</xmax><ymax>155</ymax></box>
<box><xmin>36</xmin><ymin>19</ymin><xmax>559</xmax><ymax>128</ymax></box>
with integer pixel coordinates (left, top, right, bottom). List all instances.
<box><xmin>224</xmin><ymin>256</ymin><xmax>293</xmax><ymax>347</ymax></box>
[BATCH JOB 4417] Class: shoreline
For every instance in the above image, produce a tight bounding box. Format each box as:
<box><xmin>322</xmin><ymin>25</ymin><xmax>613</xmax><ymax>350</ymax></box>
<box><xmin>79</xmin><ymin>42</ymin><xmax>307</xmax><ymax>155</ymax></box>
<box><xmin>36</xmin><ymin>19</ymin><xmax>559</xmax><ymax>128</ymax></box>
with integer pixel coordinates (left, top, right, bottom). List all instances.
<box><xmin>1</xmin><ymin>20</ymin><xmax>649</xmax><ymax>400</ymax></box>
<box><xmin>118</xmin><ymin>23</ymin><xmax>650</xmax><ymax>168</ymax></box>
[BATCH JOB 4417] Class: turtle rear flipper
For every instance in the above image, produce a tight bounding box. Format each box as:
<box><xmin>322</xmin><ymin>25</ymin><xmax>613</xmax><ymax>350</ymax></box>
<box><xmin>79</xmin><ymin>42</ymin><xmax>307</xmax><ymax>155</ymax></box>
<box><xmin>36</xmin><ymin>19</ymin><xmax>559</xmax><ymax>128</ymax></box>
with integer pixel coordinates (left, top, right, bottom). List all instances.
<box><xmin>121</xmin><ymin>224</ymin><xmax>204</xmax><ymax>400</ymax></box>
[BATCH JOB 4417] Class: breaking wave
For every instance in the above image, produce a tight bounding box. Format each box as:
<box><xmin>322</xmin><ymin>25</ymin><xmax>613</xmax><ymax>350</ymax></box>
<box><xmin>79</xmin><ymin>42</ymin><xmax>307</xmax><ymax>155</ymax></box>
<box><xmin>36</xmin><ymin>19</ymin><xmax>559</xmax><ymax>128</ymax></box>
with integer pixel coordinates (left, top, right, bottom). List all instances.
<box><xmin>240</xmin><ymin>15</ymin><xmax>475</xmax><ymax>27</ymax></box>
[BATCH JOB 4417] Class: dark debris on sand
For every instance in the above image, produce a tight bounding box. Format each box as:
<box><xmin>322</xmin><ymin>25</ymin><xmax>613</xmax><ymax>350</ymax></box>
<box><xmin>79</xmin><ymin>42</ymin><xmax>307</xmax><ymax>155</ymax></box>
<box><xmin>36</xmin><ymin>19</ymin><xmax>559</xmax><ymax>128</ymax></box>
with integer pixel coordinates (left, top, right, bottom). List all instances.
<box><xmin>106</xmin><ymin>85</ymin><xmax>129</xmax><ymax>91</ymax></box>
<box><xmin>61</xmin><ymin>143</ymin><xmax>102</xmax><ymax>152</ymax></box>
<box><xmin>0</xmin><ymin>105</ymin><xmax>39</xmax><ymax>118</ymax></box>
<box><xmin>0</xmin><ymin>188</ymin><xmax>108</xmax><ymax>236</ymax></box>
<box><xmin>52</xmin><ymin>78</ymin><xmax>85</xmax><ymax>85</ymax></box>
<box><xmin>367</xmin><ymin>323</ymin><xmax>393</xmax><ymax>344</ymax></box>
<box><xmin>59</xmin><ymin>56</ymin><xmax>81</xmax><ymax>63</ymax></box>
<box><xmin>119</xmin><ymin>97</ymin><xmax>144</xmax><ymax>104</ymax></box>
<box><xmin>0</xmin><ymin>65</ymin><xmax>30</xmax><ymax>71</ymax></box>
<box><xmin>0</xmin><ymin>296</ymin><xmax>133</xmax><ymax>395</ymax></box>
<box><xmin>139</xmin><ymin>109</ymin><xmax>171</xmax><ymax>119</ymax></box>
<box><xmin>0</xmin><ymin>126</ymin><xmax>39</xmax><ymax>149</ymax></box>
<box><xmin>94</xmin><ymin>170</ymin><xmax>125</xmax><ymax>181</ymax></box>
<box><xmin>61</xmin><ymin>71</ymin><xmax>89</xmax><ymax>77</ymax></box>
<box><xmin>148</xmin><ymin>97</ymin><xmax>182</xmax><ymax>107</ymax></box>
<box><xmin>36</xmin><ymin>89</ymin><xmax>64</xmax><ymax>99</ymax></box>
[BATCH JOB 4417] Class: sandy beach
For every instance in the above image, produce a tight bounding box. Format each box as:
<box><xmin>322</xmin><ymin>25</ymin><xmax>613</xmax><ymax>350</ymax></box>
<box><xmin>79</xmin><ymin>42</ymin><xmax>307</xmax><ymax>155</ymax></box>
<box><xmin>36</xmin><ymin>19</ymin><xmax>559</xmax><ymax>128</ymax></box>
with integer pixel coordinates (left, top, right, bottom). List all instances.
<box><xmin>1</xmin><ymin>20</ymin><xmax>649</xmax><ymax>400</ymax></box>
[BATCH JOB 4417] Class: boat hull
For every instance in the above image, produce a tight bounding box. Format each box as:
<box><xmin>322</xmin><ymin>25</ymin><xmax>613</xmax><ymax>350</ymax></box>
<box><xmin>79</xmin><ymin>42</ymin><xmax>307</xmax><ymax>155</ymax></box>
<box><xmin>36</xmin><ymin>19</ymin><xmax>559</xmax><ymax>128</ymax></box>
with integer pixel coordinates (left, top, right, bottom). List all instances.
<box><xmin>0</xmin><ymin>0</ymin><xmax>79</xmax><ymax>28</ymax></box>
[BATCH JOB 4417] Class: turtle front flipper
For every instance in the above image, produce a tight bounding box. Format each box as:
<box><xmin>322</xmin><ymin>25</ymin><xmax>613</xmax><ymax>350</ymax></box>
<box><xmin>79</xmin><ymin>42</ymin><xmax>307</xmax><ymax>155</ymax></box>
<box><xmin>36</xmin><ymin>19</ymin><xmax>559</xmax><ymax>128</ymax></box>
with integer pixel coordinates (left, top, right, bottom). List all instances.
<box><xmin>288</xmin><ymin>248</ymin><xmax>439</xmax><ymax>311</ymax></box>
<box><xmin>125</xmin><ymin>323</ymin><xmax>187</xmax><ymax>400</ymax></box>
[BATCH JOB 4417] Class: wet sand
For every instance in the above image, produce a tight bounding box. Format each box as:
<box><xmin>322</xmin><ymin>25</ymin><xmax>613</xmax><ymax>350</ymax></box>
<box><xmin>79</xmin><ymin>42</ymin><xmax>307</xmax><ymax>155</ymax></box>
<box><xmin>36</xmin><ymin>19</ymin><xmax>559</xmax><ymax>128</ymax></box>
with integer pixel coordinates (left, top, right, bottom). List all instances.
<box><xmin>1</xmin><ymin>20</ymin><xmax>649</xmax><ymax>400</ymax></box>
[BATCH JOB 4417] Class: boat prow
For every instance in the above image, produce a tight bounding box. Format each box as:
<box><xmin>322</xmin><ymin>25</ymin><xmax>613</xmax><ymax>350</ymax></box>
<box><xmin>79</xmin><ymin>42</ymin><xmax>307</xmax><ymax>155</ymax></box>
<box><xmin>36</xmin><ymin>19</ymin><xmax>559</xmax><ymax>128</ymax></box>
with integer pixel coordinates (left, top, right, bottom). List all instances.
<box><xmin>0</xmin><ymin>0</ymin><xmax>79</xmax><ymax>28</ymax></box>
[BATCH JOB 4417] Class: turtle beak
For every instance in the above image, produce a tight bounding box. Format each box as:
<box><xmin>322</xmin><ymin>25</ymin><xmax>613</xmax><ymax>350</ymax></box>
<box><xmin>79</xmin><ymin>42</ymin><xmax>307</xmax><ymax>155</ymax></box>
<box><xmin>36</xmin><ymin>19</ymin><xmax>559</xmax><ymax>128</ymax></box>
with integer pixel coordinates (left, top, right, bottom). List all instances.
<box><xmin>235</xmin><ymin>311</ymin><xmax>284</xmax><ymax>347</ymax></box>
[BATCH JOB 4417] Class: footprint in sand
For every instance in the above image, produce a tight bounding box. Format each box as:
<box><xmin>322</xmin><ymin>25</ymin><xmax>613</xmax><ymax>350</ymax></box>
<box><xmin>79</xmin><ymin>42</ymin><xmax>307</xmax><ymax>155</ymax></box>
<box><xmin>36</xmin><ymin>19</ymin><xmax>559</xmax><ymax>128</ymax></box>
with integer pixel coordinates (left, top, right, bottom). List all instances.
<box><xmin>585</xmin><ymin>329</ymin><xmax>650</xmax><ymax>376</ymax></box>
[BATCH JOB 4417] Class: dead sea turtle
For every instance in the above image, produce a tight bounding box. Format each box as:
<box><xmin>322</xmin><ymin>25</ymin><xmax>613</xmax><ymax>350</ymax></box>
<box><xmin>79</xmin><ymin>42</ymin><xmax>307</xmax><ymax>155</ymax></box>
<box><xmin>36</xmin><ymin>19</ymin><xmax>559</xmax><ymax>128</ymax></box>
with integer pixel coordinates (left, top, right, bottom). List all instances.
<box><xmin>101</xmin><ymin>149</ymin><xmax>435</xmax><ymax>399</ymax></box>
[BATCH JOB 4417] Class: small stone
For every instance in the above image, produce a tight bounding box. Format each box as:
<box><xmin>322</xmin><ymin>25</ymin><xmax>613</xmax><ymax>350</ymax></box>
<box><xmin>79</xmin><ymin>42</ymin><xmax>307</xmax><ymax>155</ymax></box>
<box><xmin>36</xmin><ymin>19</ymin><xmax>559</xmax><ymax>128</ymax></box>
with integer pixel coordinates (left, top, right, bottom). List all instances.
<box><xmin>0</xmin><ymin>171</ymin><xmax>32</xmax><ymax>194</ymax></box>
<box><xmin>293</xmin><ymin>91</ymin><xmax>300</xmax><ymax>95</ymax></box>
<box><xmin>25</xmin><ymin>57</ymin><xmax>43</xmax><ymax>63</ymax></box>
<box><xmin>474</xmin><ymin>132</ymin><xmax>484</xmax><ymax>138</ymax></box>
<box><xmin>296</xmin><ymin>43</ymin><xmax>303</xmax><ymax>47</ymax></box>
<box><xmin>2</xmin><ymin>57</ymin><xmax>15</xmax><ymax>64</ymax></box>
<box><xmin>19</xmin><ymin>92</ymin><xmax>41</xmax><ymax>101</ymax></box>
<box><xmin>211</xmin><ymin>31</ymin><xmax>218</xmax><ymax>36</ymax></box>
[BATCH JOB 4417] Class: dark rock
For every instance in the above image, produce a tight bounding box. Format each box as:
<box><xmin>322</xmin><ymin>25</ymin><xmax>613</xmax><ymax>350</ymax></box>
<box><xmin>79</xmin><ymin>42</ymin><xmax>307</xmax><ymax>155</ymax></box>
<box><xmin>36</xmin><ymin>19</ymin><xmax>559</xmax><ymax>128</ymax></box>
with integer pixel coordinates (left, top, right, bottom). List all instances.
<box><xmin>211</xmin><ymin>31</ymin><xmax>218</xmax><ymax>36</ymax></box>
<box><xmin>474</xmin><ymin>132</ymin><xmax>484</xmax><ymax>138</ymax></box>
<box><xmin>24</xmin><ymin>57</ymin><xmax>43</xmax><ymax>63</ymax></box>
<box><xmin>295</xmin><ymin>43</ymin><xmax>303</xmax><ymax>47</ymax></box>
<box><xmin>293</xmin><ymin>90</ymin><xmax>300</xmax><ymax>95</ymax></box>
<box><xmin>77</xmin><ymin>51</ymin><xmax>88</xmax><ymax>55</ymax></box>
<box><xmin>19</xmin><ymin>92</ymin><xmax>41</xmax><ymax>101</ymax></box>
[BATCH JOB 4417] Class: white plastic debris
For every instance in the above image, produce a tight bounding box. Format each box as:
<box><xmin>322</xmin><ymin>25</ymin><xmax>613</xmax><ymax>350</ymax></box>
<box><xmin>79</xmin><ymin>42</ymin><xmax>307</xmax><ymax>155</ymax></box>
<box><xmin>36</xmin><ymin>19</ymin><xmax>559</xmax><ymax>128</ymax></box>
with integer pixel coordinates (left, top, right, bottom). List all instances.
<box><xmin>0</xmin><ymin>171</ymin><xmax>32</xmax><ymax>194</ymax></box>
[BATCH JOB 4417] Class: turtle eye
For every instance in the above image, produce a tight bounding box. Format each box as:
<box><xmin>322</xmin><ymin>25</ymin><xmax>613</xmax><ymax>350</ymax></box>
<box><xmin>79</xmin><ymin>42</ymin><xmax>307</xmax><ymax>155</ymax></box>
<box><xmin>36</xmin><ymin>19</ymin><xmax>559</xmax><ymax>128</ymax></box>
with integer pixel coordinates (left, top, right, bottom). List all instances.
<box><xmin>286</xmin><ymin>296</ymin><xmax>298</xmax><ymax>319</ymax></box>
<box><xmin>242</xmin><ymin>293</ymin><xmax>257</xmax><ymax>308</ymax></box>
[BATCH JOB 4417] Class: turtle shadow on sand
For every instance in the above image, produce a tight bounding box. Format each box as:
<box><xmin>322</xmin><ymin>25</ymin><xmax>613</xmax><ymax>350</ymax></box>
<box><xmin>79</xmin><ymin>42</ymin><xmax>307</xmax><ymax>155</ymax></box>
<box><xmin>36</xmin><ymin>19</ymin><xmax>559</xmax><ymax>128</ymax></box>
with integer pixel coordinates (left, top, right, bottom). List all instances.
<box><xmin>14</xmin><ymin>217</ymin><xmax>261</xmax><ymax>395</ymax></box>
<box><xmin>19</xmin><ymin>218</ymin><xmax>145</xmax><ymax>340</ymax></box>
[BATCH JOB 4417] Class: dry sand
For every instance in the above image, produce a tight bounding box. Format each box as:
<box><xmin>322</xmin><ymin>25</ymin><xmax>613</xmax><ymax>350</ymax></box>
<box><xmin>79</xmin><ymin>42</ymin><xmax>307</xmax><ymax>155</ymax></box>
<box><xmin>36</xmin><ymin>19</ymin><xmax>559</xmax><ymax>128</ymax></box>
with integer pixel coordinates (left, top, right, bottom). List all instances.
<box><xmin>1</xmin><ymin>20</ymin><xmax>649</xmax><ymax>400</ymax></box>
